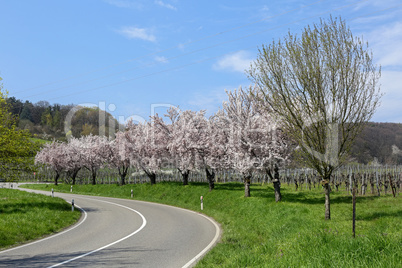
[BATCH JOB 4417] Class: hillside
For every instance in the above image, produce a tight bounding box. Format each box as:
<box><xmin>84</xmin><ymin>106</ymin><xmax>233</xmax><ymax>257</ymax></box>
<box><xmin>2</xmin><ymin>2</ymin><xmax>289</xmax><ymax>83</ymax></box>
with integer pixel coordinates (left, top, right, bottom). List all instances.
<box><xmin>6</xmin><ymin>97</ymin><xmax>121</xmax><ymax>141</ymax></box>
<box><xmin>350</xmin><ymin>122</ymin><xmax>402</xmax><ymax>165</ymax></box>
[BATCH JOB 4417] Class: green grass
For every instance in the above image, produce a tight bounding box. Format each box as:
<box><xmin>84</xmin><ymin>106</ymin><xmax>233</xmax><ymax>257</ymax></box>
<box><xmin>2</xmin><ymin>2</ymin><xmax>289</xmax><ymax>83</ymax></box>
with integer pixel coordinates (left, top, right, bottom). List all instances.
<box><xmin>21</xmin><ymin>182</ymin><xmax>401</xmax><ymax>267</ymax></box>
<box><xmin>0</xmin><ymin>189</ymin><xmax>81</xmax><ymax>250</ymax></box>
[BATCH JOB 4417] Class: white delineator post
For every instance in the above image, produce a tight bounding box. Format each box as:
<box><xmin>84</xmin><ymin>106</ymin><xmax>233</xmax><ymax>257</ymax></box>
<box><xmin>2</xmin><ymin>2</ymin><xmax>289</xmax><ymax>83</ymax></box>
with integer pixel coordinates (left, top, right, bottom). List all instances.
<box><xmin>72</xmin><ymin>199</ymin><xmax>75</xmax><ymax>212</ymax></box>
<box><xmin>200</xmin><ymin>196</ymin><xmax>203</xmax><ymax>210</ymax></box>
<box><xmin>51</xmin><ymin>188</ymin><xmax>54</xmax><ymax>197</ymax></box>
<box><xmin>131</xmin><ymin>189</ymin><xmax>133</xmax><ymax>198</ymax></box>
<box><xmin>70</xmin><ymin>185</ymin><xmax>73</xmax><ymax>192</ymax></box>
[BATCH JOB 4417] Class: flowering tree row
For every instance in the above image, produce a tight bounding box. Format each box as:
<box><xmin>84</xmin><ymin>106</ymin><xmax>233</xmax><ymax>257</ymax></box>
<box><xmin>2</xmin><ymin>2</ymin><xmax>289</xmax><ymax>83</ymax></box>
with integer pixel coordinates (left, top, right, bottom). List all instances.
<box><xmin>35</xmin><ymin>87</ymin><xmax>291</xmax><ymax>198</ymax></box>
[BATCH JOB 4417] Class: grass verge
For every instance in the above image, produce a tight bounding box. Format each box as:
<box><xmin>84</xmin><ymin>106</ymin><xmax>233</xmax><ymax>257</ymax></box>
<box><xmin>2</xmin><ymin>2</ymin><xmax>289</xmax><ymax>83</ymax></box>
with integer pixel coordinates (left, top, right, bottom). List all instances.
<box><xmin>21</xmin><ymin>182</ymin><xmax>401</xmax><ymax>267</ymax></box>
<box><xmin>0</xmin><ymin>188</ymin><xmax>81</xmax><ymax>250</ymax></box>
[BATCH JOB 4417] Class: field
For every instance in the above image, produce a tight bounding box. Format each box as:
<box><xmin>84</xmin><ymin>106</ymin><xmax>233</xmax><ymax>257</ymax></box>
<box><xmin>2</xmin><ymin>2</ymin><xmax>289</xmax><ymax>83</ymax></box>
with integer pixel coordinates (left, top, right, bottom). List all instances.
<box><xmin>0</xmin><ymin>188</ymin><xmax>81</xmax><ymax>250</ymax></box>
<box><xmin>20</xmin><ymin>182</ymin><xmax>402</xmax><ymax>267</ymax></box>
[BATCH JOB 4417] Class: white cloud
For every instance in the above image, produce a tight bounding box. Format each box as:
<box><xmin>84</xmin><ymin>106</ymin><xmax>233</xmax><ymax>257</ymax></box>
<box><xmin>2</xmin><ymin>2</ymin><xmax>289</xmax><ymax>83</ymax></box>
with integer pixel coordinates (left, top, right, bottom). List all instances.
<box><xmin>155</xmin><ymin>55</ymin><xmax>168</xmax><ymax>63</ymax></box>
<box><xmin>117</xmin><ymin>27</ymin><xmax>156</xmax><ymax>42</ymax></box>
<box><xmin>213</xmin><ymin>51</ymin><xmax>254</xmax><ymax>73</ymax></box>
<box><xmin>367</xmin><ymin>22</ymin><xmax>402</xmax><ymax>67</ymax></box>
<box><xmin>104</xmin><ymin>0</ymin><xmax>144</xmax><ymax>9</ymax></box>
<box><xmin>155</xmin><ymin>0</ymin><xmax>177</xmax><ymax>11</ymax></box>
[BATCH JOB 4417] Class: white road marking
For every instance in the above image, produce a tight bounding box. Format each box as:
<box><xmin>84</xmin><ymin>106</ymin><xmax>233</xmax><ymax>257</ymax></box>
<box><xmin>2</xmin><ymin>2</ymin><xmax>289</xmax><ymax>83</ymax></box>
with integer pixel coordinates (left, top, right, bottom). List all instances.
<box><xmin>47</xmin><ymin>198</ymin><xmax>147</xmax><ymax>268</ymax></box>
<box><xmin>181</xmin><ymin>213</ymin><xmax>221</xmax><ymax>268</ymax></box>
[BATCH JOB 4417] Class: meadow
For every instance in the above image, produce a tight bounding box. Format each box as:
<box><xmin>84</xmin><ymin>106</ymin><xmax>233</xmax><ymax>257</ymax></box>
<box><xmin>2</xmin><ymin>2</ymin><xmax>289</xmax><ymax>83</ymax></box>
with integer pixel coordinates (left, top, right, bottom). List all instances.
<box><xmin>20</xmin><ymin>182</ymin><xmax>401</xmax><ymax>267</ymax></box>
<box><xmin>0</xmin><ymin>188</ymin><xmax>81</xmax><ymax>250</ymax></box>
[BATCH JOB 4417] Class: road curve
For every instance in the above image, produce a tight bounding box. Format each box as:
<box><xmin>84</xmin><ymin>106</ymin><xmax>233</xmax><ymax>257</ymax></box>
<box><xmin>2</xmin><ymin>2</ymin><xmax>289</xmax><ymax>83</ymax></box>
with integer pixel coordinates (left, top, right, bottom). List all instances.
<box><xmin>0</xmin><ymin>186</ymin><xmax>221</xmax><ymax>268</ymax></box>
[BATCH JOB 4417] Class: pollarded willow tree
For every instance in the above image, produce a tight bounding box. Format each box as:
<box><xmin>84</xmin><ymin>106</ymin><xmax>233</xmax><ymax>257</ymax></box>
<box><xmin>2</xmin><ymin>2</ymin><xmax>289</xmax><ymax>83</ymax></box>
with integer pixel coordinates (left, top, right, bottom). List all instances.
<box><xmin>248</xmin><ymin>16</ymin><xmax>382</xmax><ymax>219</ymax></box>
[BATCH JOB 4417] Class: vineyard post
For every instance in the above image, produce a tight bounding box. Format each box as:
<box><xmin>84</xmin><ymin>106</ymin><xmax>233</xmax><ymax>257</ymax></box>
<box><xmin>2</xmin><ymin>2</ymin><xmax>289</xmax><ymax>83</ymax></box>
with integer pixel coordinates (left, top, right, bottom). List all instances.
<box><xmin>376</xmin><ymin>170</ymin><xmax>380</xmax><ymax>196</ymax></box>
<box><xmin>389</xmin><ymin>173</ymin><xmax>396</xmax><ymax>197</ymax></box>
<box><xmin>349</xmin><ymin>168</ymin><xmax>352</xmax><ymax>195</ymax></box>
<box><xmin>352</xmin><ymin>172</ymin><xmax>356</xmax><ymax>238</ymax></box>
<box><xmin>305</xmin><ymin>170</ymin><xmax>307</xmax><ymax>190</ymax></box>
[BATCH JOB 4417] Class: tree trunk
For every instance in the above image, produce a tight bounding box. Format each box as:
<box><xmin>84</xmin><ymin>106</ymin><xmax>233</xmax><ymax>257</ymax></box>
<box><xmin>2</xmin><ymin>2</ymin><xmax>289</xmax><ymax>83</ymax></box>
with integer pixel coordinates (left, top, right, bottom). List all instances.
<box><xmin>120</xmin><ymin>174</ymin><xmax>126</xmax><ymax>185</ymax></box>
<box><xmin>91</xmin><ymin>170</ymin><xmax>97</xmax><ymax>185</ymax></box>
<box><xmin>205</xmin><ymin>168</ymin><xmax>215</xmax><ymax>191</ymax></box>
<box><xmin>54</xmin><ymin>172</ymin><xmax>59</xmax><ymax>186</ymax></box>
<box><xmin>71</xmin><ymin>169</ymin><xmax>80</xmax><ymax>185</ymax></box>
<box><xmin>322</xmin><ymin>179</ymin><xmax>331</xmax><ymax>220</ymax></box>
<box><xmin>273</xmin><ymin>180</ymin><xmax>281</xmax><ymax>202</ymax></box>
<box><xmin>244</xmin><ymin>175</ymin><xmax>251</xmax><ymax>197</ymax></box>
<box><xmin>179</xmin><ymin>169</ymin><xmax>190</xmax><ymax>186</ymax></box>
<box><xmin>119</xmin><ymin>167</ymin><xmax>128</xmax><ymax>186</ymax></box>
<box><xmin>149</xmin><ymin>173</ymin><xmax>156</xmax><ymax>185</ymax></box>
<box><xmin>267</xmin><ymin>166</ymin><xmax>282</xmax><ymax>202</ymax></box>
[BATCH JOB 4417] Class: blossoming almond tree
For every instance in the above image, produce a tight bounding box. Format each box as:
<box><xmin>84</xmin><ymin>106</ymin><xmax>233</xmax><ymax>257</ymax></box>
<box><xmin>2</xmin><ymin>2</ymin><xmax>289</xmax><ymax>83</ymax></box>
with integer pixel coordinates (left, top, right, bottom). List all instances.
<box><xmin>79</xmin><ymin>134</ymin><xmax>111</xmax><ymax>185</ymax></box>
<box><xmin>64</xmin><ymin>137</ymin><xmax>84</xmax><ymax>185</ymax></box>
<box><xmin>125</xmin><ymin>120</ymin><xmax>168</xmax><ymax>185</ymax></box>
<box><xmin>194</xmin><ymin>109</ymin><xmax>231</xmax><ymax>191</ymax></box>
<box><xmin>154</xmin><ymin>107</ymin><xmax>207</xmax><ymax>185</ymax></box>
<box><xmin>108</xmin><ymin>131</ymin><xmax>132</xmax><ymax>185</ymax></box>
<box><xmin>221</xmin><ymin>86</ymin><xmax>290</xmax><ymax>198</ymax></box>
<box><xmin>35</xmin><ymin>141</ymin><xmax>67</xmax><ymax>185</ymax></box>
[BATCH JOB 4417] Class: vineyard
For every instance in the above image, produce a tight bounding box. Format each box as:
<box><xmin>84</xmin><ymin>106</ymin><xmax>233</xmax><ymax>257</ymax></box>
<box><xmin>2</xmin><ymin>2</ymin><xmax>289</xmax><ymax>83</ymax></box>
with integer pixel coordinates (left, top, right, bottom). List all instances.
<box><xmin>16</xmin><ymin>164</ymin><xmax>402</xmax><ymax>198</ymax></box>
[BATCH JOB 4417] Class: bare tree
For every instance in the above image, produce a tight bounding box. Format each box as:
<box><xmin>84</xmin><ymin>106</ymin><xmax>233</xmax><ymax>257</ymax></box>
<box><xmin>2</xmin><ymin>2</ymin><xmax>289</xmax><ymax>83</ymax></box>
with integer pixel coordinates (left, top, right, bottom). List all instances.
<box><xmin>248</xmin><ymin>16</ymin><xmax>382</xmax><ymax>219</ymax></box>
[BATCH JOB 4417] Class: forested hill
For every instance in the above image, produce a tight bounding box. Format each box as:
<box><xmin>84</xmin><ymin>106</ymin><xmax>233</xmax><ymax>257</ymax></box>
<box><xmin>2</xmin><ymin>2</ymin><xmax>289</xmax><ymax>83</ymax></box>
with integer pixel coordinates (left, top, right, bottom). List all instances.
<box><xmin>6</xmin><ymin>97</ymin><xmax>121</xmax><ymax>141</ymax></box>
<box><xmin>350</xmin><ymin>122</ymin><xmax>402</xmax><ymax>165</ymax></box>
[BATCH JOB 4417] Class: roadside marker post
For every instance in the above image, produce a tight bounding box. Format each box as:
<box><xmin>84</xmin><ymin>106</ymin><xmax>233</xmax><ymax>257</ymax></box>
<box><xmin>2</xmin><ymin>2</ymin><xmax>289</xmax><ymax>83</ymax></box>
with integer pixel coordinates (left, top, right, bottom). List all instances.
<box><xmin>70</xmin><ymin>185</ymin><xmax>73</xmax><ymax>192</ymax></box>
<box><xmin>200</xmin><ymin>196</ymin><xmax>203</xmax><ymax>210</ymax></box>
<box><xmin>72</xmin><ymin>199</ymin><xmax>75</xmax><ymax>212</ymax></box>
<box><xmin>51</xmin><ymin>188</ymin><xmax>54</xmax><ymax>197</ymax></box>
<box><xmin>131</xmin><ymin>189</ymin><xmax>133</xmax><ymax>198</ymax></box>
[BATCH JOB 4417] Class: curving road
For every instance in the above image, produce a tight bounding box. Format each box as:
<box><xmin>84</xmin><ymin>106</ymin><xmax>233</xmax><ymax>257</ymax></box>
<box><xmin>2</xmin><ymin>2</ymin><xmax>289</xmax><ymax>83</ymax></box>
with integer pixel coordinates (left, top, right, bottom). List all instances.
<box><xmin>0</xmin><ymin>186</ymin><xmax>220</xmax><ymax>267</ymax></box>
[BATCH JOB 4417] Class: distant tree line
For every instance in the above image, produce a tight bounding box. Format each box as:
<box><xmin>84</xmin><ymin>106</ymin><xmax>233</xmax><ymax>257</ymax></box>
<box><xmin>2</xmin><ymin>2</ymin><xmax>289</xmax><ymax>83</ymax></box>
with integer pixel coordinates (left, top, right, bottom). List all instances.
<box><xmin>6</xmin><ymin>97</ymin><xmax>120</xmax><ymax>140</ymax></box>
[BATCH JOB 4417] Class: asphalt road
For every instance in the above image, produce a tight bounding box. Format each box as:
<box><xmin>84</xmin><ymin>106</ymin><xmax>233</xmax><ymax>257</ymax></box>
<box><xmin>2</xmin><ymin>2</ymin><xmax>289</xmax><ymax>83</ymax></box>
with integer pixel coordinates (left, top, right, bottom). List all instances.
<box><xmin>0</xmin><ymin>184</ymin><xmax>221</xmax><ymax>267</ymax></box>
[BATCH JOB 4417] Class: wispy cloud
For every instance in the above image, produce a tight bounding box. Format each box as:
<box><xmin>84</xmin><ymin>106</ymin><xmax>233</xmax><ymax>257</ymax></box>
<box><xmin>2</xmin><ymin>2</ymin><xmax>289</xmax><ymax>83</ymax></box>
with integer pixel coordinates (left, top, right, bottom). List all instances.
<box><xmin>155</xmin><ymin>55</ymin><xmax>169</xmax><ymax>63</ymax></box>
<box><xmin>367</xmin><ymin>22</ymin><xmax>402</xmax><ymax>67</ymax></box>
<box><xmin>117</xmin><ymin>26</ymin><xmax>156</xmax><ymax>42</ymax></box>
<box><xmin>155</xmin><ymin>0</ymin><xmax>177</xmax><ymax>11</ymax></box>
<box><xmin>213</xmin><ymin>51</ymin><xmax>254</xmax><ymax>73</ymax></box>
<box><xmin>104</xmin><ymin>0</ymin><xmax>144</xmax><ymax>9</ymax></box>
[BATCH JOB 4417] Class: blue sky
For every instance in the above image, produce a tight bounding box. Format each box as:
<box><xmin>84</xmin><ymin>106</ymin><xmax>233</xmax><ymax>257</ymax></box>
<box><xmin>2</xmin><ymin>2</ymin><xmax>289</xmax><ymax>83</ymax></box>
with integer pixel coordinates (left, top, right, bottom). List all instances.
<box><xmin>1</xmin><ymin>0</ymin><xmax>401</xmax><ymax>123</ymax></box>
